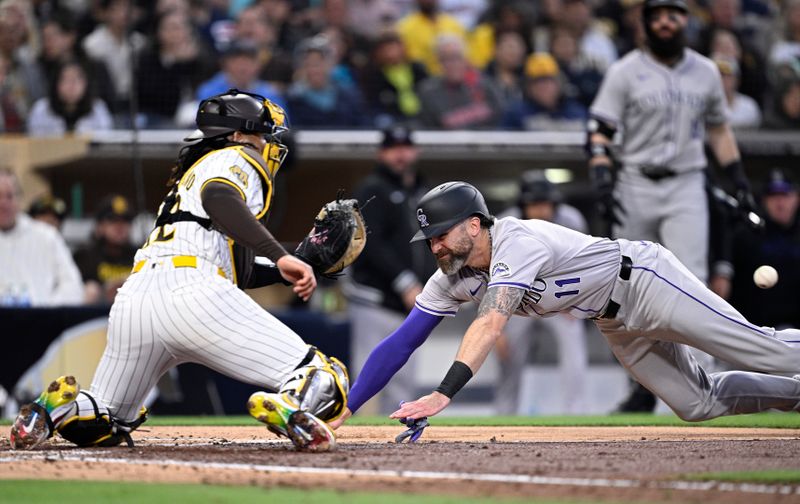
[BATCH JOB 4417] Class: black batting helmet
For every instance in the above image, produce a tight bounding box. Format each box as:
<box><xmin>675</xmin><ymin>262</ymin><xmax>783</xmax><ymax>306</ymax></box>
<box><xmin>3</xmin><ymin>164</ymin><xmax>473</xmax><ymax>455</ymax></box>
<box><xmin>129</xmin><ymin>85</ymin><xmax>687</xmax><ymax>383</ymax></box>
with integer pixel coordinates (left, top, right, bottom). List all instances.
<box><xmin>642</xmin><ymin>0</ymin><xmax>688</xmax><ymax>18</ymax></box>
<box><xmin>411</xmin><ymin>181</ymin><xmax>491</xmax><ymax>242</ymax></box>
<box><xmin>518</xmin><ymin>170</ymin><xmax>562</xmax><ymax>207</ymax></box>
<box><xmin>185</xmin><ymin>89</ymin><xmax>287</xmax><ymax>141</ymax></box>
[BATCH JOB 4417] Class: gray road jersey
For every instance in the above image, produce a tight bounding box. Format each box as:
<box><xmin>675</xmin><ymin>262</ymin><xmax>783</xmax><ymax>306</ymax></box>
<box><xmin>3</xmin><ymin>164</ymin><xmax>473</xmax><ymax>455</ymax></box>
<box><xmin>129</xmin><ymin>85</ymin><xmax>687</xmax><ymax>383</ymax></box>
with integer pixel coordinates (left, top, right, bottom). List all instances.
<box><xmin>414</xmin><ymin>217</ymin><xmax>620</xmax><ymax>319</ymax></box>
<box><xmin>589</xmin><ymin>49</ymin><xmax>727</xmax><ymax>172</ymax></box>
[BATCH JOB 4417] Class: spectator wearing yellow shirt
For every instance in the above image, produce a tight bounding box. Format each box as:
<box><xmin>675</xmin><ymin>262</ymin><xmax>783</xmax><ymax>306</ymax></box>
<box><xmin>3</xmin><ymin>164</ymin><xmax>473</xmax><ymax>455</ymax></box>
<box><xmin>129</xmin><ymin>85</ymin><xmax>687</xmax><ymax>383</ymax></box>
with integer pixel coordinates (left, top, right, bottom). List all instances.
<box><xmin>396</xmin><ymin>0</ymin><xmax>469</xmax><ymax>75</ymax></box>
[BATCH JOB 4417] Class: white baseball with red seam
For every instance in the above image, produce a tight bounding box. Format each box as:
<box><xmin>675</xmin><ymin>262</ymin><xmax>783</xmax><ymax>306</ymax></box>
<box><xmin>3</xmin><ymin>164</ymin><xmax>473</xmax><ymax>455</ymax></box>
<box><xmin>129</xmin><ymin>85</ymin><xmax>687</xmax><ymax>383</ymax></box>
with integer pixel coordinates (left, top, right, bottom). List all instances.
<box><xmin>753</xmin><ymin>265</ymin><xmax>778</xmax><ymax>289</ymax></box>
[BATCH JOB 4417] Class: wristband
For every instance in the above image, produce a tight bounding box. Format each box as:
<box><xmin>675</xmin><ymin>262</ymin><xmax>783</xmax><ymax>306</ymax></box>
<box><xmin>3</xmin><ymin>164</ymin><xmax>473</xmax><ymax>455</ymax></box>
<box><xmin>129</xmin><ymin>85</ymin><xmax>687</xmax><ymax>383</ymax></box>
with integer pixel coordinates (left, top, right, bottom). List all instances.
<box><xmin>434</xmin><ymin>361</ymin><xmax>473</xmax><ymax>399</ymax></box>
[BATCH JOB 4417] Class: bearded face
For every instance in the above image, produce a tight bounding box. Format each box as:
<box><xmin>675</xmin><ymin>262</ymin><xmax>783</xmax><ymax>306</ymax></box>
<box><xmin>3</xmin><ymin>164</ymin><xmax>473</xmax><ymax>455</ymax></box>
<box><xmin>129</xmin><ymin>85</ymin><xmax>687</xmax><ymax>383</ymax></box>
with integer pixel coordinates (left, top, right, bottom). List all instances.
<box><xmin>644</xmin><ymin>7</ymin><xmax>687</xmax><ymax>60</ymax></box>
<box><xmin>433</xmin><ymin>225</ymin><xmax>474</xmax><ymax>274</ymax></box>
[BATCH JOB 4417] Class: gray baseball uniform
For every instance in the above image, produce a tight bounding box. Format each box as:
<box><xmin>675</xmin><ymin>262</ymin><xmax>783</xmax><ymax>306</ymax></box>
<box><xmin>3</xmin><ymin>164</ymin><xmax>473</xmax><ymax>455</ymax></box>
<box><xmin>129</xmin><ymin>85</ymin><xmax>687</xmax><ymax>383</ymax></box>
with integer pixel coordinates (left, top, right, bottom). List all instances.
<box><xmin>495</xmin><ymin>205</ymin><xmax>590</xmax><ymax>415</ymax></box>
<box><xmin>416</xmin><ymin>217</ymin><xmax>800</xmax><ymax>420</ymax></box>
<box><xmin>589</xmin><ymin>48</ymin><xmax>728</xmax><ymax>282</ymax></box>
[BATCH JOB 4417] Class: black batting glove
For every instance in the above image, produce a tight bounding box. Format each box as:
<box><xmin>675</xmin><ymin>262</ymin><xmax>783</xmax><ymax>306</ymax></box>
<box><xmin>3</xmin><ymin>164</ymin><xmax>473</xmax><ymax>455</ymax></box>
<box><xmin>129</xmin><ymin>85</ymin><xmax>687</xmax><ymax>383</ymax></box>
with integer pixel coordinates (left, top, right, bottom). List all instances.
<box><xmin>591</xmin><ymin>163</ymin><xmax>625</xmax><ymax>228</ymax></box>
<box><xmin>723</xmin><ymin>160</ymin><xmax>758</xmax><ymax>217</ymax></box>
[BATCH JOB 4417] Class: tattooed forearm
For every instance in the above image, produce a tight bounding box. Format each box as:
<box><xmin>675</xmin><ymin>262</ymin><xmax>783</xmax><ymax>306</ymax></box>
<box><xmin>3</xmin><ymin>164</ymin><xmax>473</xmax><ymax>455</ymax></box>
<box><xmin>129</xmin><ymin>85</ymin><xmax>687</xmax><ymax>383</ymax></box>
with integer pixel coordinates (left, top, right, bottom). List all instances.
<box><xmin>477</xmin><ymin>286</ymin><xmax>525</xmax><ymax>318</ymax></box>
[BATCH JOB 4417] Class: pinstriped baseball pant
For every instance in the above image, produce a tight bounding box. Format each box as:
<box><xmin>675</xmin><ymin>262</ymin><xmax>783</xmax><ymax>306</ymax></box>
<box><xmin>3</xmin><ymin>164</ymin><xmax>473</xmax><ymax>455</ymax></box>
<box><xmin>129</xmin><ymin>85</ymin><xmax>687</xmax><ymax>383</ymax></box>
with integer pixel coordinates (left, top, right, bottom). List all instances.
<box><xmin>89</xmin><ymin>266</ymin><xmax>309</xmax><ymax>421</ymax></box>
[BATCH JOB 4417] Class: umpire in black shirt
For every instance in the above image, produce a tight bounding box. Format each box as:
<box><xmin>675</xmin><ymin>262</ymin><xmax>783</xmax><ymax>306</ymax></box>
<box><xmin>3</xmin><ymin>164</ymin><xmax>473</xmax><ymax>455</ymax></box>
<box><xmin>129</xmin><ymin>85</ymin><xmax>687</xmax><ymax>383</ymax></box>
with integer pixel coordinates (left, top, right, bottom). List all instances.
<box><xmin>345</xmin><ymin>126</ymin><xmax>437</xmax><ymax>414</ymax></box>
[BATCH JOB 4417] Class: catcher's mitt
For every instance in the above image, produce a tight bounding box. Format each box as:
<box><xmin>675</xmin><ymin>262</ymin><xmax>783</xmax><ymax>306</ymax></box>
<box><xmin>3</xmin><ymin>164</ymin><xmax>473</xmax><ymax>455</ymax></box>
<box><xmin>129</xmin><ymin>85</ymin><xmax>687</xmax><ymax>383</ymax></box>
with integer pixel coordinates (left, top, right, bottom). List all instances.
<box><xmin>295</xmin><ymin>197</ymin><xmax>367</xmax><ymax>277</ymax></box>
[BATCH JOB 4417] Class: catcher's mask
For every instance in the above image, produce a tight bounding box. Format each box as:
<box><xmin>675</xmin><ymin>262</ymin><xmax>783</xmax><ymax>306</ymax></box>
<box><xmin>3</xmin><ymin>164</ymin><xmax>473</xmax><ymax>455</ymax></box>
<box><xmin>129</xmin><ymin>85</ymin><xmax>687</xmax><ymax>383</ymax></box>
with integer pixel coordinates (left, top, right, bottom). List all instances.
<box><xmin>411</xmin><ymin>181</ymin><xmax>492</xmax><ymax>242</ymax></box>
<box><xmin>185</xmin><ymin>89</ymin><xmax>289</xmax><ymax>176</ymax></box>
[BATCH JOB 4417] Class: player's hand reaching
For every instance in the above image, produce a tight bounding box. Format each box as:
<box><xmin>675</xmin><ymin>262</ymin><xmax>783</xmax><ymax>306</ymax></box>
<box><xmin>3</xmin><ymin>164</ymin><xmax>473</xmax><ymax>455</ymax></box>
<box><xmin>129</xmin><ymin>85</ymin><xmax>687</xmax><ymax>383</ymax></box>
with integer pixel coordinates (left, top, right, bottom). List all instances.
<box><xmin>277</xmin><ymin>255</ymin><xmax>317</xmax><ymax>301</ymax></box>
<box><xmin>390</xmin><ymin>391</ymin><xmax>450</xmax><ymax>421</ymax></box>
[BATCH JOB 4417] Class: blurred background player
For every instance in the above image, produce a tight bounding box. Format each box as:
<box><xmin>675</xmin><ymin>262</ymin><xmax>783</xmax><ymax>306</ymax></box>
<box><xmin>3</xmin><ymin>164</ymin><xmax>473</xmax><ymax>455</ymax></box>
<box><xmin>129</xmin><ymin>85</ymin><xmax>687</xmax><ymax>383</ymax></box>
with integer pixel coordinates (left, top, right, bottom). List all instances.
<box><xmin>587</xmin><ymin>0</ymin><xmax>755</xmax><ymax>412</ymax></box>
<box><xmin>494</xmin><ymin>170</ymin><xmax>589</xmax><ymax>415</ymax></box>
<box><xmin>72</xmin><ymin>194</ymin><xmax>138</xmax><ymax>305</ymax></box>
<box><xmin>345</xmin><ymin>125</ymin><xmax>437</xmax><ymax>414</ymax></box>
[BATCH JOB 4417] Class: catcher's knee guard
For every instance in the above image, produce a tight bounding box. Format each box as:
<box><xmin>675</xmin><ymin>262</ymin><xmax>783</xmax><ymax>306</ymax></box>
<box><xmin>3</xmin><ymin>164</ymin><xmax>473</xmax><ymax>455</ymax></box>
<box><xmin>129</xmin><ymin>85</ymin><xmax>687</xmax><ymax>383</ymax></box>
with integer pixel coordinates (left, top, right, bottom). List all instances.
<box><xmin>279</xmin><ymin>347</ymin><xmax>349</xmax><ymax>422</ymax></box>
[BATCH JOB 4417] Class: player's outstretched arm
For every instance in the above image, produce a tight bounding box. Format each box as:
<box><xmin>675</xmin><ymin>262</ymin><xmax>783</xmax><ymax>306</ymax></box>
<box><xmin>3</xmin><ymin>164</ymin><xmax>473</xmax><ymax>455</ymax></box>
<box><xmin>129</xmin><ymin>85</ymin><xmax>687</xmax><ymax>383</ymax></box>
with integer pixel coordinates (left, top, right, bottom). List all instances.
<box><xmin>341</xmin><ymin>307</ymin><xmax>442</xmax><ymax>424</ymax></box>
<box><xmin>391</xmin><ymin>286</ymin><xmax>524</xmax><ymax>420</ymax></box>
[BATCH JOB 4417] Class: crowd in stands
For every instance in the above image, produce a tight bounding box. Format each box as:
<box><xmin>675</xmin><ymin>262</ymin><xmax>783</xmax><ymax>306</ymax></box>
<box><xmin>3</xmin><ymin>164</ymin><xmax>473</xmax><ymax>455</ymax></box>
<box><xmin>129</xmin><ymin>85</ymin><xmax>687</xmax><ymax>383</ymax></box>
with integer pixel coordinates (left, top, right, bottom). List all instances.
<box><xmin>0</xmin><ymin>0</ymin><xmax>798</xmax><ymax>133</ymax></box>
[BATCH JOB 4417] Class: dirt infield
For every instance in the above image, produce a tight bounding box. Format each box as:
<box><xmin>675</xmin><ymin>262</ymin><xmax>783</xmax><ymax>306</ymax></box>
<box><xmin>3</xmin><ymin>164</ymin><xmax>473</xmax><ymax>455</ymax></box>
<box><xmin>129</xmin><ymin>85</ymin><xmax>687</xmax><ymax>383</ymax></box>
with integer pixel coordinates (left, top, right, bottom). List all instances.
<box><xmin>2</xmin><ymin>425</ymin><xmax>800</xmax><ymax>503</ymax></box>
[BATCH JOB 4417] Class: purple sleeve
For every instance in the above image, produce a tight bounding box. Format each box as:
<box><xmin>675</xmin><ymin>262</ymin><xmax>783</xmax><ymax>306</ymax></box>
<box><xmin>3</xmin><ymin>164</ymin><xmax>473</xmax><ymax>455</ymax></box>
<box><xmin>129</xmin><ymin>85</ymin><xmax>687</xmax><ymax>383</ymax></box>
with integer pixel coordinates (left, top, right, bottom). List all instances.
<box><xmin>347</xmin><ymin>307</ymin><xmax>443</xmax><ymax>413</ymax></box>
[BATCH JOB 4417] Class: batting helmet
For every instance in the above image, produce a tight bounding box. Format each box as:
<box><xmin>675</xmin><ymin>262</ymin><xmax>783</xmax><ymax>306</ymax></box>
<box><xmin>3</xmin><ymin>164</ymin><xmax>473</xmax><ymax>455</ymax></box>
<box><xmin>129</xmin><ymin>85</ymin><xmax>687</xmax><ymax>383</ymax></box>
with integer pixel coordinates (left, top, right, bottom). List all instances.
<box><xmin>411</xmin><ymin>181</ymin><xmax>491</xmax><ymax>242</ymax></box>
<box><xmin>518</xmin><ymin>170</ymin><xmax>562</xmax><ymax>207</ymax></box>
<box><xmin>642</xmin><ymin>0</ymin><xmax>688</xmax><ymax>18</ymax></box>
<box><xmin>185</xmin><ymin>89</ymin><xmax>287</xmax><ymax>141</ymax></box>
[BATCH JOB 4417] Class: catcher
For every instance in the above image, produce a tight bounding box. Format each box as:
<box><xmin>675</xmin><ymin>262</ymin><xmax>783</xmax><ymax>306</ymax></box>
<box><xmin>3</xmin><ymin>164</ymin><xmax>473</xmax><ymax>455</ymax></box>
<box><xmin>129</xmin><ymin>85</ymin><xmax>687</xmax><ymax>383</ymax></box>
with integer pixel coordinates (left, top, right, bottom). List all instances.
<box><xmin>10</xmin><ymin>89</ymin><xmax>366</xmax><ymax>452</ymax></box>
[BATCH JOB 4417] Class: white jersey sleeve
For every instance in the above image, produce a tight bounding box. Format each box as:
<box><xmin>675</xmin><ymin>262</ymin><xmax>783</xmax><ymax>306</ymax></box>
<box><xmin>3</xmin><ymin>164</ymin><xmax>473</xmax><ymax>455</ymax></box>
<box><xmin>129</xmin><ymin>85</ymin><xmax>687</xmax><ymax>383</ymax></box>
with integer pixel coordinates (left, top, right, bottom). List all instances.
<box><xmin>415</xmin><ymin>268</ymin><xmax>486</xmax><ymax>317</ymax></box>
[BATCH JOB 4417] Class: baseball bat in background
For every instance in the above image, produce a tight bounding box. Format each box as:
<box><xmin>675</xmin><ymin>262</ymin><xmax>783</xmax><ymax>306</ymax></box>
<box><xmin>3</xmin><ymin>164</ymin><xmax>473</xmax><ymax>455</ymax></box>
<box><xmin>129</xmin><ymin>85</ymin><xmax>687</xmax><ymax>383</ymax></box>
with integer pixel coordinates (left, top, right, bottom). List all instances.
<box><xmin>710</xmin><ymin>186</ymin><xmax>765</xmax><ymax>231</ymax></box>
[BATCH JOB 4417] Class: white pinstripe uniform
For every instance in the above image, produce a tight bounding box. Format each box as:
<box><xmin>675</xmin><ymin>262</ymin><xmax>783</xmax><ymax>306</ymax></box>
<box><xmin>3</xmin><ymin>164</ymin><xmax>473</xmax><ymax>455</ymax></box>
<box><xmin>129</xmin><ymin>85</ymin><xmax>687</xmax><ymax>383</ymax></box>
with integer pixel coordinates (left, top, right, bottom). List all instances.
<box><xmin>89</xmin><ymin>145</ymin><xmax>309</xmax><ymax>422</ymax></box>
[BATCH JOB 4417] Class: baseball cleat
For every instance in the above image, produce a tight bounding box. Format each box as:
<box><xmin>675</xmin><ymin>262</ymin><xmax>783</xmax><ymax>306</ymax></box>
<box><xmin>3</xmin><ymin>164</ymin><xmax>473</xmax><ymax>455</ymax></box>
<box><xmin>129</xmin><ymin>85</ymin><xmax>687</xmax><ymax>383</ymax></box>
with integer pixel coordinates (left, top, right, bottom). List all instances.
<box><xmin>247</xmin><ymin>391</ymin><xmax>336</xmax><ymax>452</ymax></box>
<box><xmin>10</xmin><ymin>376</ymin><xmax>79</xmax><ymax>450</ymax></box>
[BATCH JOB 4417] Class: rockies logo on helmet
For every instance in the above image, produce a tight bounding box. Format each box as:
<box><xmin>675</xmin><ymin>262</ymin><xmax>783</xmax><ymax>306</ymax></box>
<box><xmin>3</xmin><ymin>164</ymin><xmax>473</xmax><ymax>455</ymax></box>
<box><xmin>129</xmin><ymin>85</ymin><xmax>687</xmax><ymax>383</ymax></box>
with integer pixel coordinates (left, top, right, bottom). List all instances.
<box><xmin>417</xmin><ymin>209</ymin><xmax>430</xmax><ymax>228</ymax></box>
<box><xmin>411</xmin><ymin>181</ymin><xmax>492</xmax><ymax>242</ymax></box>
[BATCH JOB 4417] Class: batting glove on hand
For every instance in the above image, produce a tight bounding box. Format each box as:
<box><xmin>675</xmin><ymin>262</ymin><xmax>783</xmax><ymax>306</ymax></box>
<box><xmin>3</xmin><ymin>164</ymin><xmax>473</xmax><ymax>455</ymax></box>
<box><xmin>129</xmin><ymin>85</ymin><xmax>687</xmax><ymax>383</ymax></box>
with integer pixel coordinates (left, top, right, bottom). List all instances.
<box><xmin>394</xmin><ymin>402</ymin><xmax>429</xmax><ymax>443</ymax></box>
<box><xmin>591</xmin><ymin>164</ymin><xmax>624</xmax><ymax>228</ymax></box>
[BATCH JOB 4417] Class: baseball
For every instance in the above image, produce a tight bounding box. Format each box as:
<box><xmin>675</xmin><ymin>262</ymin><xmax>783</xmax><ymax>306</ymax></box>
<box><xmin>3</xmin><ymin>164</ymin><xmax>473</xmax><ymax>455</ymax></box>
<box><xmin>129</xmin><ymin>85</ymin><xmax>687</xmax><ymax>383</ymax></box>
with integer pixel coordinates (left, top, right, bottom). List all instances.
<box><xmin>753</xmin><ymin>265</ymin><xmax>778</xmax><ymax>289</ymax></box>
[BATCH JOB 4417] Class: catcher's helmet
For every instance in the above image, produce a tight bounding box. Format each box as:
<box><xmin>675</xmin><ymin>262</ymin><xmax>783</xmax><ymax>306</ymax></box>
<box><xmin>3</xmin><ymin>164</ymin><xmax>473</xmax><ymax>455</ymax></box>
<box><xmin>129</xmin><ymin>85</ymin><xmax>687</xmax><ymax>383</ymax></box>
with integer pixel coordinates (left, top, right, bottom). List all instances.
<box><xmin>186</xmin><ymin>89</ymin><xmax>290</xmax><ymax>175</ymax></box>
<box><xmin>185</xmin><ymin>89</ymin><xmax>287</xmax><ymax>141</ymax></box>
<box><xmin>518</xmin><ymin>170</ymin><xmax>562</xmax><ymax>206</ymax></box>
<box><xmin>411</xmin><ymin>181</ymin><xmax>491</xmax><ymax>242</ymax></box>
